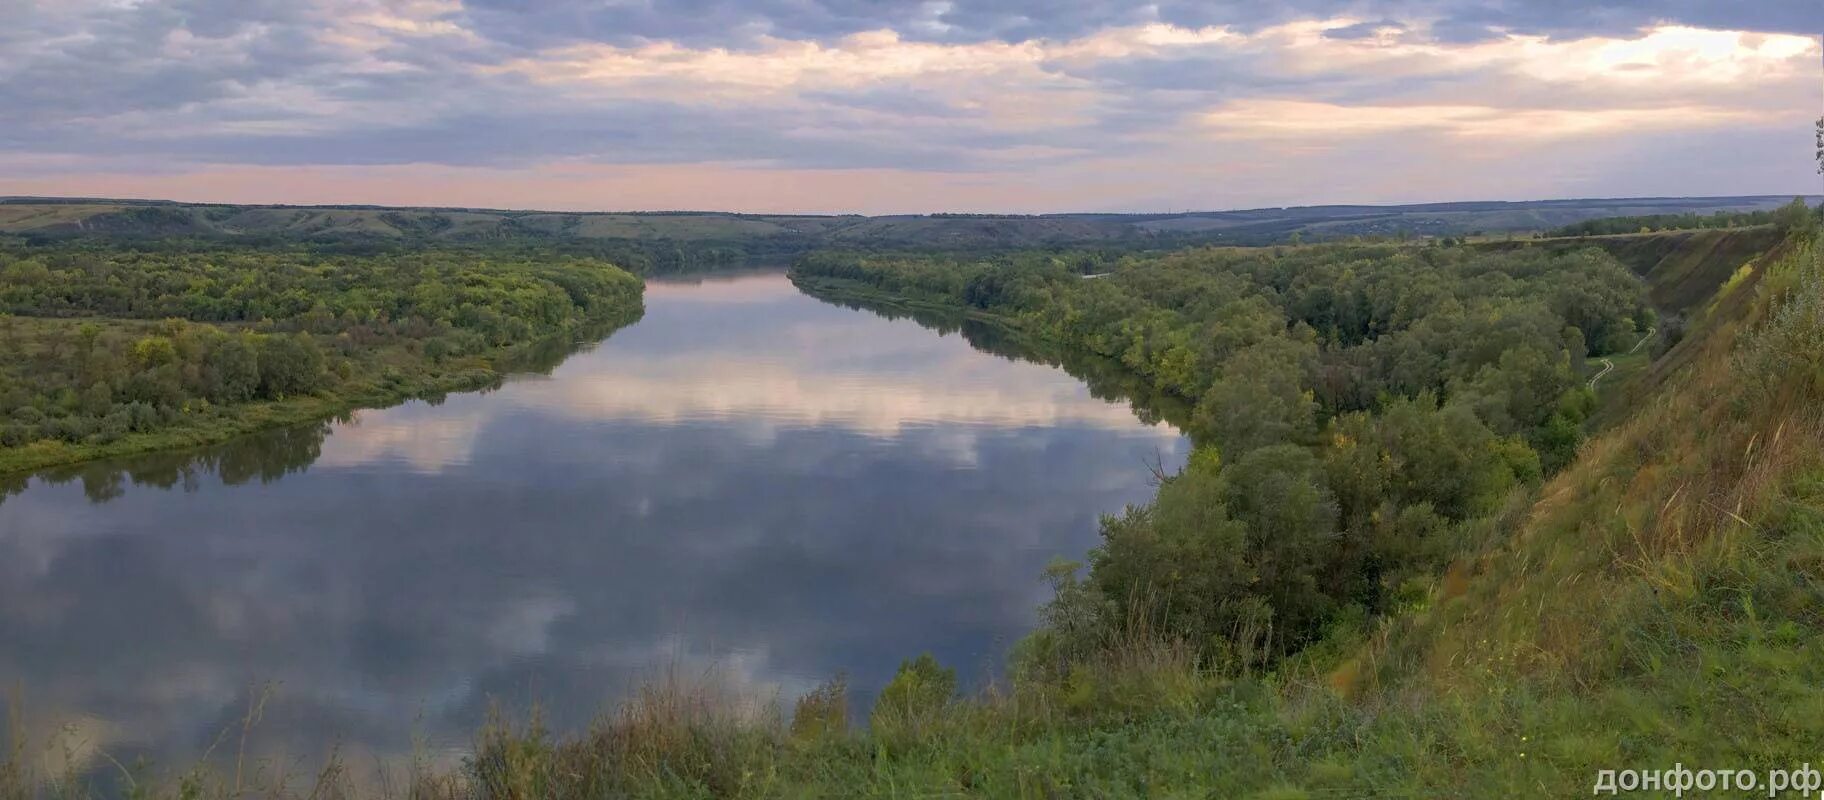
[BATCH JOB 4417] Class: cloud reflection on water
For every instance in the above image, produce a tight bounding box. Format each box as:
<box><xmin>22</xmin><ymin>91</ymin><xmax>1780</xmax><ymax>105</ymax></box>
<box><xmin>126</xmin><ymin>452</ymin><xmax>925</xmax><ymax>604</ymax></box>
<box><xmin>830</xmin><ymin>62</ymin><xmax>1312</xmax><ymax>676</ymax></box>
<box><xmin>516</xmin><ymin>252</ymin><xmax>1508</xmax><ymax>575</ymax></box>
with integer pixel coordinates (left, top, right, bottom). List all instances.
<box><xmin>0</xmin><ymin>271</ymin><xmax>1186</xmax><ymax>783</ymax></box>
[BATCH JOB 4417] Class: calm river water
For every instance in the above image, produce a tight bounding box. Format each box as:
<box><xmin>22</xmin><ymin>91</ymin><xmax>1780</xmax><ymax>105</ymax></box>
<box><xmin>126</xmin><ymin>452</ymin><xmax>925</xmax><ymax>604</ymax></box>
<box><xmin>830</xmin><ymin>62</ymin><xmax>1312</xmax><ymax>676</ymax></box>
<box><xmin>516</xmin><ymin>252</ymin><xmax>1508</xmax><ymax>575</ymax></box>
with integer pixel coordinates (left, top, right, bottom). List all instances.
<box><xmin>0</xmin><ymin>271</ymin><xmax>1186</xmax><ymax>777</ymax></box>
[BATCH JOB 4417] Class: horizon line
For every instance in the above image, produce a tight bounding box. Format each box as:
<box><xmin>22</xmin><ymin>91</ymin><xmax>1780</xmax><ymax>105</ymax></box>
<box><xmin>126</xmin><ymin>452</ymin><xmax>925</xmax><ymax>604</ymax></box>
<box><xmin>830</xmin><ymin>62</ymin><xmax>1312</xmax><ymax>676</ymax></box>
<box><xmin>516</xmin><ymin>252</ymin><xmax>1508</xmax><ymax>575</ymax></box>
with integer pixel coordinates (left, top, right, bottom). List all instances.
<box><xmin>3</xmin><ymin>192</ymin><xmax>1818</xmax><ymax>220</ymax></box>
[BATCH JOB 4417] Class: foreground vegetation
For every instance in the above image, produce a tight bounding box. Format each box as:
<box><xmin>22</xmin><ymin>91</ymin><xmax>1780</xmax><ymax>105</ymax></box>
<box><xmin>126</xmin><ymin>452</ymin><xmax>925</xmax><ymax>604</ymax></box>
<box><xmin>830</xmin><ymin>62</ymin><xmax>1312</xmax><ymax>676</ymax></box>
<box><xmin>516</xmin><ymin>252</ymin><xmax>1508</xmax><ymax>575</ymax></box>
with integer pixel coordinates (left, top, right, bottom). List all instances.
<box><xmin>4</xmin><ymin>214</ymin><xmax>1821</xmax><ymax>797</ymax></box>
<box><xmin>0</xmin><ymin>243</ymin><xmax>643</xmax><ymax>474</ymax></box>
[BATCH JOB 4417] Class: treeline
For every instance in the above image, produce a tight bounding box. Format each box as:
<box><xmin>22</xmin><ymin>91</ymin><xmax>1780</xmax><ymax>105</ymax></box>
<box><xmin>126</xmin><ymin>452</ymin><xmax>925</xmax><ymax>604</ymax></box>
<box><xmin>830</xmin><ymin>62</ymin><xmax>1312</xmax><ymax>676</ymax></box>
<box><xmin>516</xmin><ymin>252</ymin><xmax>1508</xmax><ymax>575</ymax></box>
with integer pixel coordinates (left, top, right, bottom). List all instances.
<box><xmin>499</xmin><ymin>236</ymin><xmax>809</xmax><ymax>275</ymax></box>
<box><xmin>1548</xmin><ymin>197</ymin><xmax>1818</xmax><ymax>237</ymax></box>
<box><xmin>793</xmin><ymin>242</ymin><xmax>1652</xmax><ymax>667</ymax></box>
<box><xmin>0</xmin><ymin>243</ymin><xmax>641</xmax><ymax>468</ymax></box>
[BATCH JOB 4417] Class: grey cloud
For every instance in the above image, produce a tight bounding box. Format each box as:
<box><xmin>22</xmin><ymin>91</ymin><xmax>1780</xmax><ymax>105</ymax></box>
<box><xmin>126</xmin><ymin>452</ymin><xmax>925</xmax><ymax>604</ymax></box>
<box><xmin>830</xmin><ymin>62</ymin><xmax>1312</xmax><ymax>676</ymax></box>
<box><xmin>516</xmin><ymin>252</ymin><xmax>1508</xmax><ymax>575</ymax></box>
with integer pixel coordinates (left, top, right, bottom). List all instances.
<box><xmin>1425</xmin><ymin>0</ymin><xmax>1820</xmax><ymax>41</ymax></box>
<box><xmin>0</xmin><ymin>0</ymin><xmax>1814</xmax><ymax>186</ymax></box>
<box><xmin>0</xmin><ymin>3</ymin><xmax>339</xmax><ymax>124</ymax></box>
<box><xmin>799</xmin><ymin>86</ymin><xmax>976</xmax><ymax>120</ymax></box>
<box><xmin>453</xmin><ymin>0</ymin><xmax>1817</xmax><ymax>47</ymax></box>
<box><xmin>1322</xmin><ymin>18</ymin><xmax>1409</xmax><ymax>39</ymax></box>
<box><xmin>0</xmin><ymin>0</ymin><xmax>1080</xmax><ymax>173</ymax></box>
<box><xmin>5</xmin><ymin>96</ymin><xmax>1054</xmax><ymax>172</ymax></box>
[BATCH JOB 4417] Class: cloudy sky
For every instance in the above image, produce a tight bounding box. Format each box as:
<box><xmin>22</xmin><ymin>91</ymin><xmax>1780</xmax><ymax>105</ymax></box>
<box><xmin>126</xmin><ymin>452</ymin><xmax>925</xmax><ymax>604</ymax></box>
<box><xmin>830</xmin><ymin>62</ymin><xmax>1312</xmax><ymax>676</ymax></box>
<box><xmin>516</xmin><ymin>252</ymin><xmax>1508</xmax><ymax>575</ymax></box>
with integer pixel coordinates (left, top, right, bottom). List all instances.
<box><xmin>0</xmin><ymin>0</ymin><xmax>1819</xmax><ymax>213</ymax></box>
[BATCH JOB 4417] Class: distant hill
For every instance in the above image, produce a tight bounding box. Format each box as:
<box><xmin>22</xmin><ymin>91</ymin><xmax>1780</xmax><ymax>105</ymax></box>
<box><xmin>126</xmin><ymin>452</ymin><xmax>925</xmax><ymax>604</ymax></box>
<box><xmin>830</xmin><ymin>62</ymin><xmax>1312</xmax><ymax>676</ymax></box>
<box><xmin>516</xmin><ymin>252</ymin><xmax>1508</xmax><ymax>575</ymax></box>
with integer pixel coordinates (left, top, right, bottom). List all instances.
<box><xmin>0</xmin><ymin>195</ymin><xmax>1812</xmax><ymax>252</ymax></box>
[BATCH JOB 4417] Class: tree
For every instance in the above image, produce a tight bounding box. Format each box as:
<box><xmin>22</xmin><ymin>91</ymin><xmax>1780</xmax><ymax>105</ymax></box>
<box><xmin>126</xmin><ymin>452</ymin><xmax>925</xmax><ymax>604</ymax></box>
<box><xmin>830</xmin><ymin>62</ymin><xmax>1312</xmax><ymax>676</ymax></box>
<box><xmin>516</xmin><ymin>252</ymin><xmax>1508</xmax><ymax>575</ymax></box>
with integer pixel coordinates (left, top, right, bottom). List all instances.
<box><xmin>1815</xmin><ymin>116</ymin><xmax>1823</xmax><ymax>176</ymax></box>
<box><xmin>1085</xmin><ymin>449</ymin><xmax>1253</xmax><ymax>650</ymax></box>
<box><xmin>132</xmin><ymin>336</ymin><xmax>177</xmax><ymax>369</ymax></box>
<box><xmin>257</xmin><ymin>333</ymin><xmax>325</xmax><ymax>399</ymax></box>
<box><xmin>1193</xmin><ymin>338</ymin><xmax>1318</xmax><ymax>456</ymax></box>
<box><xmin>871</xmin><ymin>654</ymin><xmax>955</xmax><ymax>732</ymax></box>
<box><xmin>204</xmin><ymin>335</ymin><xmax>262</xmax><ymax>404</ymax></box>
<box><xmin>75</xmin><ymin>323</ymin><xmax>102</xmax><ymax>379</ymax></box>
<box><xmin>1773</xmin><ymin>197</ymin><xmax>1812</xmax><ymax>233</ymax></box>
<box><xmin>1220</xmin><ymin>444</ymin><xmax>1341</xmax><ymax>648</ymax></box>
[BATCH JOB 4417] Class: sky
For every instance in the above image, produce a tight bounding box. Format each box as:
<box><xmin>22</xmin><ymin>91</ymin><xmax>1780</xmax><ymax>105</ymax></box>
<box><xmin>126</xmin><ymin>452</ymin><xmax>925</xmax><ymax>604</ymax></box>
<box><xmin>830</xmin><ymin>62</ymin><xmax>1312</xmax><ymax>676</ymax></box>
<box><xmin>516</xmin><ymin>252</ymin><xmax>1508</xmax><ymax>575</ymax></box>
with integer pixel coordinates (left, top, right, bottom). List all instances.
<box><xmin>0</xmin><ymin>0</ymin><xmax>1819</xmax><ymax>214</ymax></box>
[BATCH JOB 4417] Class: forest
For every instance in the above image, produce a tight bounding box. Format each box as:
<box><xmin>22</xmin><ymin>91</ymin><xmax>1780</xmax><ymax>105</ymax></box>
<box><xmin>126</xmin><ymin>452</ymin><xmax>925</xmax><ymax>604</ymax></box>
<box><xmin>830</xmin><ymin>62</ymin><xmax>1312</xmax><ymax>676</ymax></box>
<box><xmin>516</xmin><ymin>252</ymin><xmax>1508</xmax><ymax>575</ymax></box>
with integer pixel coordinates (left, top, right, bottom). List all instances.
<box><xmin>0</xmin><ymin>242</ymin><xmax>643</xmax><ymax>473</ymax></box>
<box><xmin>794</xmin><ymin>241</ymin><xmax>1654</xmax><ymax>666</ymax></box>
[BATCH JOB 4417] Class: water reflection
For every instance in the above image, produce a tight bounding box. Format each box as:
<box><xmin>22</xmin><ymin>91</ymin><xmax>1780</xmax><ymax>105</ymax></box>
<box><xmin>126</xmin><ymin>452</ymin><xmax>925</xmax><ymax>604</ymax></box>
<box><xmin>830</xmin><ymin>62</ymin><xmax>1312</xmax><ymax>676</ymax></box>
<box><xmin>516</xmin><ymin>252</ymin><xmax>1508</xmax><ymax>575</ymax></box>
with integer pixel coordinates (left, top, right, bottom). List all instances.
<box><xmin>0</xmin><ymin>271</ymin><xmax>1185</xmax><ymax>784</ymax></box>
<box><xmin>797</xmin><ymin>282</ymin><xmax>1196</xmax><ymax>434</ymax></box>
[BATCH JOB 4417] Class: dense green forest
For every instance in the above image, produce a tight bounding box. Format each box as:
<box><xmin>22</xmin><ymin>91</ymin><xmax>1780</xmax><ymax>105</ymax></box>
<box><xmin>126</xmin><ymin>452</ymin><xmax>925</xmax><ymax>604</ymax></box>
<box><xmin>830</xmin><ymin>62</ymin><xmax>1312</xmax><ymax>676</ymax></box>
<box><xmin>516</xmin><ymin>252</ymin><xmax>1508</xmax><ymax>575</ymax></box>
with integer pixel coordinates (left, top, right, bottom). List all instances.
<box><xmin>794</xmin><ymin>241</ymin><xmax>1654</xmax><ymax>666</ymax></box>
<box><xmin>0</xmin><ymin>242</ymin><xmax>642</xmax><ymax>473</ymax></box>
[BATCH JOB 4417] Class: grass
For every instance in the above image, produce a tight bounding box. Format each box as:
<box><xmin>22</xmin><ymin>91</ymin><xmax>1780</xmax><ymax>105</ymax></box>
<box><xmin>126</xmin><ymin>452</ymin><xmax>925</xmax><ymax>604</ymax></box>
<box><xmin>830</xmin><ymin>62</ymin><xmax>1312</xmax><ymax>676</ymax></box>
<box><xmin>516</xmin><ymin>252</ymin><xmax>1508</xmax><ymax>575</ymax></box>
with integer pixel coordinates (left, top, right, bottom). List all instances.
<box><xmin>1478</xmin><ymin>227</ymin><xmax>1784</xmax><ymax>316</ymax></box>
<box><xmin>0</xmin><ymin>206</ymin><xmax>126</xmax><ymax>232</ymax></box>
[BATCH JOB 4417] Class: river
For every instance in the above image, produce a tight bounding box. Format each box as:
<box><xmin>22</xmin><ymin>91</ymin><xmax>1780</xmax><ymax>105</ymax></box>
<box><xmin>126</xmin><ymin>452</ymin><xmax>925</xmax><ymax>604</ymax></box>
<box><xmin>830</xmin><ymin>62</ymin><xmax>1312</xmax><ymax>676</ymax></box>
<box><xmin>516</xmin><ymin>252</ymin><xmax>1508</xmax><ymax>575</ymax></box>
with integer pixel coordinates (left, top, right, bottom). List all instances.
<box><xmin>0</xmin><ymin>270</ymin><xmax>1186</xmax><ymax>779</ymax></box>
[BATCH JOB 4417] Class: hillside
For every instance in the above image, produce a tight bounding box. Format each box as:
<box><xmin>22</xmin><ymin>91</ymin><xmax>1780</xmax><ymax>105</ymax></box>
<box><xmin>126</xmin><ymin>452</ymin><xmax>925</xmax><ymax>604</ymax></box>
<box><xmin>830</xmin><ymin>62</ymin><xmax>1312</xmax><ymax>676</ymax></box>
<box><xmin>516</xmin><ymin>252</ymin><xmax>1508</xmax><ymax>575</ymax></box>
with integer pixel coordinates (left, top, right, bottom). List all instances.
<box><xmin>1481</xmin><ymin>226</ymin><xmax>1786</xmax><ymax>315</ymax></box>
<box><xmin>0</xmin><ymin>195</ymin><xmax>1808</xmax><ymax>253</ymax></box>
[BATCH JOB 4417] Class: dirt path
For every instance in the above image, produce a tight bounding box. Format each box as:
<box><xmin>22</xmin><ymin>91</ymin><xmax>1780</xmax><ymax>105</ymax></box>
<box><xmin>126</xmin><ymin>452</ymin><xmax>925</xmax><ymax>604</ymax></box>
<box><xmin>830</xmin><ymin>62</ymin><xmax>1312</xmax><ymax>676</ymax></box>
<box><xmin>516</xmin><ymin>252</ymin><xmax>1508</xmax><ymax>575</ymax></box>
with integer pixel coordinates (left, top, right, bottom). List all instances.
<box><xmin>1589</xmin><ymin>326</ymin><xmax>1656</xmax><ymax>390</ymax></box>
<box><xmin>1589</xmin><ymin>358</ymin><xmax>1615</xmax><ymax>389</ymax></box>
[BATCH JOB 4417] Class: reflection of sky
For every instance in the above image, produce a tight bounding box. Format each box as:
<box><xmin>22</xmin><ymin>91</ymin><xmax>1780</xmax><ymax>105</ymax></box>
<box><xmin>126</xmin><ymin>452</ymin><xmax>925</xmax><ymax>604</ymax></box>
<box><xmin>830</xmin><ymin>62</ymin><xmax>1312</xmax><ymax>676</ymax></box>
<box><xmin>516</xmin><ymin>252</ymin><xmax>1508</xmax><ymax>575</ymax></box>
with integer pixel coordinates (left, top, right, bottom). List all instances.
<box><xmin>0</xmin><ymin>272</ymin><xmax>1185</xmax><ymax>781</ymax></box>
<box><xmin>317</xmin><ymin>272</ymin><xmax>1177</xmax><ymax>472</ymax></box>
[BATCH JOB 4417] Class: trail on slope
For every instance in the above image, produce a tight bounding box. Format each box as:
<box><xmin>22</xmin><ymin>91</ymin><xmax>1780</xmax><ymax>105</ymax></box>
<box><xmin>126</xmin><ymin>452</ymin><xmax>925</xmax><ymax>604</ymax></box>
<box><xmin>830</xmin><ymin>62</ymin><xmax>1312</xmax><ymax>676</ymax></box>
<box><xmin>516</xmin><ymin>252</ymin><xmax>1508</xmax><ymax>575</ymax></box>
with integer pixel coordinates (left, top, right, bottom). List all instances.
<box><xmin>1589</xmin><ymin>326</ymin><xmax>1656</xmax><ymax>390</ymax></box>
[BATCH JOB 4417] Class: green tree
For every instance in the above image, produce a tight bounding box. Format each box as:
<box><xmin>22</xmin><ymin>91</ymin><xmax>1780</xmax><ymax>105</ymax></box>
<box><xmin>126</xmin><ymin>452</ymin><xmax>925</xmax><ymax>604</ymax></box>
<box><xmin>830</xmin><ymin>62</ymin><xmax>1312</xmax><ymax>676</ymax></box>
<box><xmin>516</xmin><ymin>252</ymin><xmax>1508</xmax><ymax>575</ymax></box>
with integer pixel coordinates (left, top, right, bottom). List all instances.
<box><xmin>1815</xmin><ymin>116</ymin><xmax>1823</xmax><ymax>176</ymax></box>
<box><xmin>1773</xmin><ymin>197</ymin><xmax>1813</xmax><ymax>233</ymax></box>
<box><xmin>1090</xmin><ymin>458</ymin><xmax>1249</xmax><ymax>653</ymax></box>
<box><xmin>1193</xmin><ymin>338</ymin><xmax>1318</xmax><ymax>455</ymax></box>
<box><xmin>132</xmin><ymin>336</ymin><xmax>177</xmax><ymax>369</ymax></box>
<box><xmin>1220</xmin><ymin>444</ymin><xmax>1340</xmax><ymax>649</ymax></box>
<box><xmin>871</xmin><ymin>654</ymin><xmax>956</xmax><ymax>732</ymax></box>
<box><xmin>257</xmin><ymin>334</ymin><xmax>325</xmax><ymax>399</ymax></box>
<box><xmin>203</xmin><ymin>335</ymin><xmax>262</xmax><ymax>404</ymax></box>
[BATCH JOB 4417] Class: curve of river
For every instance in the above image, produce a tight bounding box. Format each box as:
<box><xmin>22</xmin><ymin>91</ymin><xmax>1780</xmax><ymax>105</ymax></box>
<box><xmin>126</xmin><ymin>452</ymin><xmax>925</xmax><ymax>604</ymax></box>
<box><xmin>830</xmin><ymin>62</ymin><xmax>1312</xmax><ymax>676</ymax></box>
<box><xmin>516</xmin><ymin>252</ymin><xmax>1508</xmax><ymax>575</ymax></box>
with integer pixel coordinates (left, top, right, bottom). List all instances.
<box><xmin>0</xmin><ymin>270</ymin><xmax>1186</xmax><ymax>779</ymax></box>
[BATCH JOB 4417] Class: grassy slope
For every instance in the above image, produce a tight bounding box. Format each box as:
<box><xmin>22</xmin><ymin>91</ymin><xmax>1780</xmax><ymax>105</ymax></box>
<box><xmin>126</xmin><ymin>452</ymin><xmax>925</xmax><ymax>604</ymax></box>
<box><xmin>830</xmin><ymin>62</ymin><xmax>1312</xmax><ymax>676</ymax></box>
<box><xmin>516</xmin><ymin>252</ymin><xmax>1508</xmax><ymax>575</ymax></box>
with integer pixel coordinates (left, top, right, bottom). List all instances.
<box><xmin>1473</xmin><ymin>226</ymin><xmax>1783</xmax><ymax>314</ymax></box>
<box><xmin>0</xmin><ymin>205</ymin><xmax>127</xmax><ymax>231</ymax></box>
<box><xmin>1315</xmin><ymin>232</ymin><xmax>1824</xmax><ymax>794</ymax></box>
<box><xmin>1585</xmin><ymin>229</ymin><xmax>1794</xmax><ymax>424</ymax></box>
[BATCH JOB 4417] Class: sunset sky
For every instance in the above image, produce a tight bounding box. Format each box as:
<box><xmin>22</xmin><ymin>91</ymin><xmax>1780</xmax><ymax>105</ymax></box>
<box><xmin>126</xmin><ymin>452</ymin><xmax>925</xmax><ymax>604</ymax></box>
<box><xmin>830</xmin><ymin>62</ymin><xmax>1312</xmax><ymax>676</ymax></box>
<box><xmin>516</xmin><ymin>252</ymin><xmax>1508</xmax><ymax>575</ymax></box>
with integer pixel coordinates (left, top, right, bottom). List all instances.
<box><xmin>2</xmin><ymin>0</ymin><xmax>1819</xmax><ymax>213</ymax></box>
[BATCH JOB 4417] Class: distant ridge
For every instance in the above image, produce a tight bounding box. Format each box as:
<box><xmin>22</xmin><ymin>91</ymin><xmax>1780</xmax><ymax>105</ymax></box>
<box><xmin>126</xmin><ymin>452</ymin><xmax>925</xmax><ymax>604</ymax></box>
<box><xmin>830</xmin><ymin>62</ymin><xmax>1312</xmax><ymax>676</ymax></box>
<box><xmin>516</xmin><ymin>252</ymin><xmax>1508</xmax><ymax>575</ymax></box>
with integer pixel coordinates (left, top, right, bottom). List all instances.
<box><xmin>0</xmin><ymin>194</ymin><xmax>1814</xmax><ymax>251</ymax></box>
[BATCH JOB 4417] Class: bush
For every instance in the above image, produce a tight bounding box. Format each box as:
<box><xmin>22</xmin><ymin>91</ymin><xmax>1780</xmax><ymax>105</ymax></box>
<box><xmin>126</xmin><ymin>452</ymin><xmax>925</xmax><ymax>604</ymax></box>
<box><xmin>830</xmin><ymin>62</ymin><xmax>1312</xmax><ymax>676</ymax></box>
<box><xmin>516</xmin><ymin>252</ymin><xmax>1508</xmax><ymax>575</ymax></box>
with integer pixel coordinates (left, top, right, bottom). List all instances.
<box><xmin>789</xmin><ymin>674</ymin><xmax>849</xmax><ymax>741</ymax></box>
<box><xmin>871</xmin><ymin>654</ymin><xmax>956</xmax><ymax>734</ymax></box>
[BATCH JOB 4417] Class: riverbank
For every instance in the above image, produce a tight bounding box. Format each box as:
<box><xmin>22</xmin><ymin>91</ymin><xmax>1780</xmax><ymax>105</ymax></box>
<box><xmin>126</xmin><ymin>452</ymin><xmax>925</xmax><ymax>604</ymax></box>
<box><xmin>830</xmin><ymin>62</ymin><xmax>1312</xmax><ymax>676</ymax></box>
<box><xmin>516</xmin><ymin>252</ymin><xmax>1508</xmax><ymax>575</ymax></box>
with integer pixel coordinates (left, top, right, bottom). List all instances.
<box><xmin>0</xmin><ymin>245</ymin><xmax>645</xmax><ymax>476</ymax></box>
<box><xmin>792</xmin><ymin>272</ymin><xmax>1199</xmax><ymax>432</ymax></box>
<box><xmin>788</xmin><ymin>272</ymin><xmax>1013</xmax><ymax>326</ymax></box>
<box><xmin>0</xmin><ymin>310</ymin><xmax>639</xmax><ymax>476</ymax></box>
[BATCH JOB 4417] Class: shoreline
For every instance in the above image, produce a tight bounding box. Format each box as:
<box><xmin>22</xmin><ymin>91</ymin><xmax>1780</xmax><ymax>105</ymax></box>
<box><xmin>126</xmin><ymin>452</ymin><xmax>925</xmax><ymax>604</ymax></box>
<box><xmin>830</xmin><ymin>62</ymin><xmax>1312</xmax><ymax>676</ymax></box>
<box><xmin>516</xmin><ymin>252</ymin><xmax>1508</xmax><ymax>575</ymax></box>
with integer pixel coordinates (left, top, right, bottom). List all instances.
<box><xmin>0</xmin><ymin>305</ymin><xmax>643</xmax><ymax>478</ymax></box>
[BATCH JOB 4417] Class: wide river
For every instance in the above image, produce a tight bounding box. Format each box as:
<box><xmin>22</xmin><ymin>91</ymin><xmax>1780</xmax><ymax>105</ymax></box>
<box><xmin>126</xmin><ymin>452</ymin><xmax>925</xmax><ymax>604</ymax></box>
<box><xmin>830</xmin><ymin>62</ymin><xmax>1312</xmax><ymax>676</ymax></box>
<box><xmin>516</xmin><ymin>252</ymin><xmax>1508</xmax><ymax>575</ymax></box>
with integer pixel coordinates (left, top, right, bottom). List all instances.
<box><xmin>0</xmin><ymin>271</ymin><xmax>1186</xmax><ymax>777</ymax></box>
